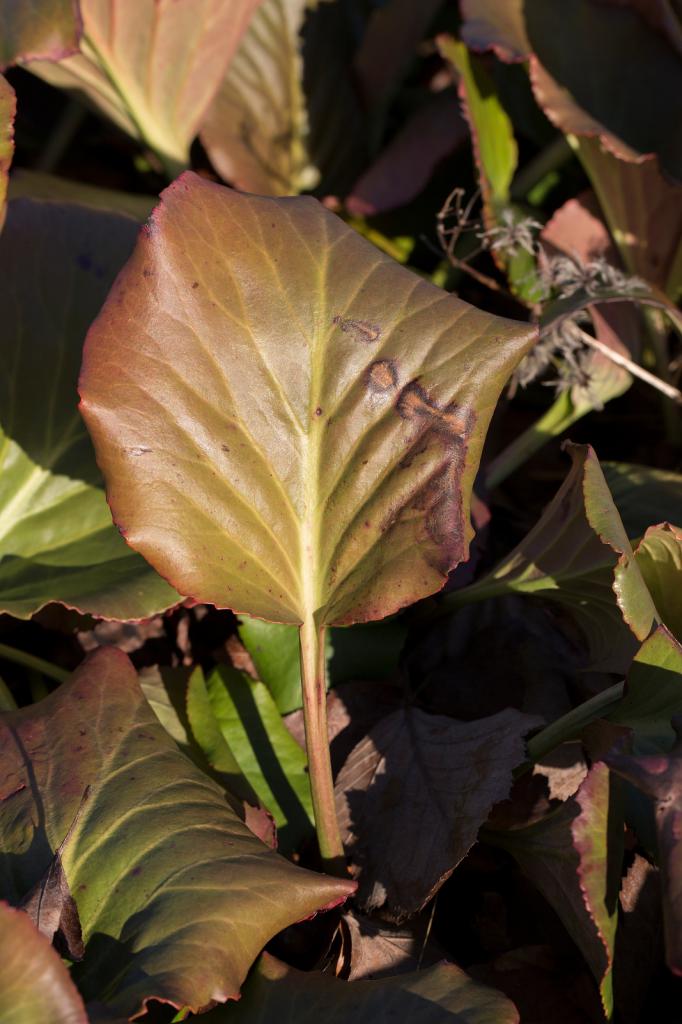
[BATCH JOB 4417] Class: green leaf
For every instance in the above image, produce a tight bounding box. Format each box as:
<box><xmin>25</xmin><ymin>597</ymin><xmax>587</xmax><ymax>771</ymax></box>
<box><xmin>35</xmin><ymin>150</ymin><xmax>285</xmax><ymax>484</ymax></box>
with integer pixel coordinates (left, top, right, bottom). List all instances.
<box><xmin>0</xmin><ymin>648</ymin><xmax>355</xmax><ymax>1019</ymax></box>
<box><xmin>0</xmin><ymin>74</ymin><xmax>14</xmax><ymax>228</ymax></box>
<box><xmin>238</xmin><ymin>617</ymin><xmax>406</xmax><ymax>714</ymax></box>
<box><xmin>603</xmin><ymin>462</ymin><xmax>682</xmax><ymax>541</ymax></box>
<box><xmin>79</xmin><ymin>172</ymin><xmax>535</xmax><ymax>631</ymax></box>
<box><xmin>205</xmin><ymin>952</ymin><xmax>521</xmax><ymax>1023</ymax></box>
<box><xmin>529</xmin><ymin>626</ymin><xmax>682</xmax><ymax>762</ymax></box>
<box><xmin>238</xmin><ymin>618</ymin><xmax>321</xmax><ymax>714</ymax></box>
<box><xmin>203</xmin><ymin>665</ymin><xmax>314</xmax><ymax>850</ymax></box>
<box><xmin>438</xmin><ymin>36</ymin><xmax>542</xmax><ymax>304</ymax></box>
<box><xmin>185</xmin><ymin>664</ymin><xmax>262</xmax><ymax>805</ymax></box>
<box><xmin>0</xmin><ymin>198</ymin><xmax>180</xmax><ymax>620</ymax></box>
<box><xmin>446</xmin><ymin>443</ymin><xmax>658</xmax><ymax>672</ymax></box>
<box><xmin>440</xmin><ymin>37</ymin><xmax>517</xmax><ymax>209</ymax></box>
<box><xmin>29</xmin><ymin>0</ymin><xmax>261</xmax><ymax>173</ymax></box>
<box><xmin>460</xmin><ymin>0</ymin><xmax>682</xmax><ymax>180</ymax></box>
<box><xmin>8</xmin><ymin>168</ymin><xmax>156</xmax><ymax>220</ymax></box>
<box><xmin>634</xmin><ymin>523</ymin><xmax>682</xmax><ymax>643</ymax></box>
<box><xmin>0</xmin><ymin>901</ymin><xmax>88</xmax><ymax>1024</ymax></box>
<box><xmin>0</xmin><ymin>0</ymin><xmax>80</xmax><ymax>67</ymax></box>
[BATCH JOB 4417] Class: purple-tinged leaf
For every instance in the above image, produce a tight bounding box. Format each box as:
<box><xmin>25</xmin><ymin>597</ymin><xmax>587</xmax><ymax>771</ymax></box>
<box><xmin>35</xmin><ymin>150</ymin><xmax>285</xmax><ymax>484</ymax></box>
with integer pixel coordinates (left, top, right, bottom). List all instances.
<box><xmin>0</xmin><ymin>901</ymin><xmax>88</xmax><ymax>1024</ymax></box>
<box><xmin>79</xmin><ymin>172</ymin><xmax>535</xmax><ymax>629</ymax></box>
<box><xmin>0</xmin><ymin>0</ymin><xmax>80</xmax><ymax>68</ymax></box>
<box><xmin>607</xmin><ymin>719</ymin><xmax>682</xmax><ymax>974</ymax></box>
<box><xmin>30</xmin><ymin>0</ymin><xmax>261</xmax><ymax>173</ymax></box>
<box><xmin>0</xmin><ymin>73</ymin><xmax>15</xmax><ymax>228</ymax></box>
<box><xmin>489</xmin><ymin>764</ymin><xmax>624</xmax><ymax>1017</ymax></box>
<box><xmin>335</xmin><ymin>705</ymin><xmax>541</xmax><ymax>918</ymax></box>
<box><xmin>204</xmin><ymin>952</ymin><xmax>520</xmax><ymax>1023</ymax></box>
<box><xmin>346</xmin><ymin>90</ymin><xmax>467</xmax><ymax>218</ymax></box>
<box><xmin>0</xmin><ymin>647</ymin><xmax>355</xmax><ymax>1019</ymax></box>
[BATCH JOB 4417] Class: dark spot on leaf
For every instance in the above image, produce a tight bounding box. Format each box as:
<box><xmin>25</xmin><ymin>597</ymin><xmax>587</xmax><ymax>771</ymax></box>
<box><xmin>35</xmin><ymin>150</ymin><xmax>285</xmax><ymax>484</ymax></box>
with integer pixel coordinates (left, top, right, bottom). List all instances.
<box><xmin>131</xmin><ymin>866</ymin><xmax>143</xmax><ymax>876</ymax></box>
<box><xmin>315</xmin><ymin>407</ymin><xmax>323</xmax><ymax>416</ymax></box>
<box><xmin>143</xmin><ymin>266</ymin><xmax>153</xmax><ymax>278</ymax></box>
<box><xmin>192</xmin><ymin>281</ymin><xmax>199</xmax><ymax>289</ymax></box>
<box><xmin>366</xmin><ymin>359</ymin><xmax>399</xmax><ymax>393</ymax></box>
<box><xmin>333</xmin><ymin>315</ymin><xmax>381</xmax><ymax>344</ymax></box>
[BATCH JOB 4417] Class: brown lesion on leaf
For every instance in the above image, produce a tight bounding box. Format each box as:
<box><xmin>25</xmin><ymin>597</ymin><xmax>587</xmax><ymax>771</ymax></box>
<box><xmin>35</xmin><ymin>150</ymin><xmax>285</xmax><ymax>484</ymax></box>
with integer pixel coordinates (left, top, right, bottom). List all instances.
<box><xmin>333</xmin><ymin>315</ymin><xmax>381</xmax><ymax>344</ymax></box>
<box><xmin>366</xmin><ymin>359</ymin><xmax>399</xmax><ymax>394</ymax></box>
<box><xmin>394</xmin><ymin>379</ymin><xmax>476</xmax><ymax>572</ymax></box>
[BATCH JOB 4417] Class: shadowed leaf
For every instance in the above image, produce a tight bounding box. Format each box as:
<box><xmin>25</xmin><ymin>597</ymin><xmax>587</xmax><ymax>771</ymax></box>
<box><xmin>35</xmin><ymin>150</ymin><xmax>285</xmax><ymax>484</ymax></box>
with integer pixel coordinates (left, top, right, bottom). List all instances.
<box><xmin>574</xmin><ymin>137</ymin><xmax>682</xmax><ymax>294</ymax></box>
<box><xmin>0</xmin><ymin>901</ymin><xmax>88</xmax><ymax>1024</ymax></box>
<box><xmin>528</xmin><ymin>626</ymin><xmax>682</xmax><ymax>762</ymax></box>
<box><xmin>346</xmin><ymin>90</ymin><xmax>467</xmax><ymax>218</ymax></box>
<box><xmin>0</xmin><ymin>74</ymin><xmax>15</xmax><ymax>228</ymax></box>
<box><xmin>0</xmin><ymin>198</ymin><xmax>180</xmax><ymax>620</ymax></box>
<box><xmin>0</xmin><ymin>647</ymin><xmax>355</xmax><ymax>1019</ymax></box>
<box><xmin>446</xmin><ymin>444</ymin><xmax>658</xmax><ymax>672</ymax></box>
<box><xmin>603</xmin><ymin>462</ymin><xmax>682</xmax><ymax>540</ymax></box>
<box><xmin>606</xmin><ymin>718</ymin><xmax>682</xmax><ymax>974</ymax></box>
<box><xmin>8</xmin><ymin>168</ymin><xmax>156</xmax><ymax>220</ymax></box>
<box><xmin>204</xmin><ymin>952</ymin><xmax>520</xmax><ymax>1023</ymax></box>
<box><xmin>459</xmin><ymin>0</ymin><xmax>682</xmax><ymax>180</ymax></box>
<box><xmin>335</xmin><ymin>705</ymin><xmax>541</xmax><ymax>917</ymax></box>
<box><xmin>0</xmin><ymin>0</ymin><xmax>80</xmax><ymax>68</ymax></box>
<box><xmin>19</xmin><ymin>786</ymin><xmax>90</xmax><ymax>962</ymax></box>
<box><xmin>489</xmin><ymin>764</ymin><xmax>624</xmax><ymax>1017</ymax></box>
<box><xmin>29</xmin><ymin>0</ymin><xmax>261</xmax><ymax>173</ymax></box>
<box><xmin>79</xmin><ymin>172</ymin><xmax>535</xmax><ymax>629</ymax></box>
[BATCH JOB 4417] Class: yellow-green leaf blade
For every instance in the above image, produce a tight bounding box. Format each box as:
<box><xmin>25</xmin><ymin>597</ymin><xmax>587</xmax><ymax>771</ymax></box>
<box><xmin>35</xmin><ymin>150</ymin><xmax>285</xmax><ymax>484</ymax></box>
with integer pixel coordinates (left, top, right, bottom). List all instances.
<box><xmin>80</xmin><ymin>173</ymin><xmax>535</xmax><ymax>628</ymax></box>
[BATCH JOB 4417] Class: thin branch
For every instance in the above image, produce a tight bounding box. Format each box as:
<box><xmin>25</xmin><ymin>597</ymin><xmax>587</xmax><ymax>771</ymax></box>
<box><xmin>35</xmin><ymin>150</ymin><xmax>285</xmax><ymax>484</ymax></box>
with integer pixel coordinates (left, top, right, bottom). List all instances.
<box><xmin>575</xmin><ymin>326</ymin><xmax>682</xmax><ymax>405</ymax></box>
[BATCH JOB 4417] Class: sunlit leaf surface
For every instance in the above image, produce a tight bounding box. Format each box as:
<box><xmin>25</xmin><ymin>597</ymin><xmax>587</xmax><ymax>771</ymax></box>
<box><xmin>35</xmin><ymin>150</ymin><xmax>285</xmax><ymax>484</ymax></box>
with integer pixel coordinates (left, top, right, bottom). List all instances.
<box><xmin>0</xmin><ymin>648</ymin><xmax>355</xmax><ymax>1019</ymax></box>
<box><xmin>80</xmin><ymin>172</ymin><xmax>535</xmax><ymax>629</ymax></box>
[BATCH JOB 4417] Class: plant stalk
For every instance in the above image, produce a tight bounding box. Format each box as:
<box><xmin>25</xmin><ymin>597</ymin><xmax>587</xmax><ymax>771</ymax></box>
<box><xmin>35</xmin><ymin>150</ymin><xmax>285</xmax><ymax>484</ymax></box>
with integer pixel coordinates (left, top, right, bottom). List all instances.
<box><xmin>299</xmin><ymin>616</ymin><xmax>345</xmax><ymax>874</ymax></box>
<box><xmin>0</xmin><ymin>643</ymin><xmax>69</xmax><ymax>685</ymax></box>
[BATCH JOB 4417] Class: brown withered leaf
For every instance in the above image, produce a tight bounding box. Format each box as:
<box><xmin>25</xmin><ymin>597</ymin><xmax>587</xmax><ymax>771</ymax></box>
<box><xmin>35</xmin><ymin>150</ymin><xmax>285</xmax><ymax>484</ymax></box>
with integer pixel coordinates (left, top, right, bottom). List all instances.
<box><xmin>19</xmin><ymin>785</ymin><xmax>90</xmax><ymax>961</ymax></box>
<box><xmin>335</xmin><ymin>706</ymin><xmax>541</xmax><ymax>918</ymax></box>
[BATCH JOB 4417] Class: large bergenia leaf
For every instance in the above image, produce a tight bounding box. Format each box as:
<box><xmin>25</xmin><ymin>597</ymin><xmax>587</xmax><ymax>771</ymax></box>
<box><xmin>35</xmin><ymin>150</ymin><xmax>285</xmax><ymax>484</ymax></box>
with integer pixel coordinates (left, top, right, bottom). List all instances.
<box><xmin>79</xmin><ymin>172</ymin><xmax>535</xmax><ymax>628</ymax></box>
<box><xmin>0</xmin><ymin>648</ymin><xmax>355</xmax><ymax>1020</ymax></box>
<box><xmin>0</xmin><ymin>901</ymin><xmax>88</xmax><ymax>1024</ymax></box>
<box><xmin>0</xmin><ymin>0</ymin><xmax>80</xmax><ymax>68</ymax></box>
<box><xmin>0</xmin><ymin>198</ymin><xmax>180</xmax><ymax>620</ymax></box>
<box><xmin>29</xmin><ymin>0</ymin><xmax>261</xmax><ymax>174</ymax></box>
<box><xmin>447</xmin><ymin>444</ymin><xmax>658</xmax><ymax>672</ymax></box>
<box><xmin>460</xmin><ymin>0</ymin><xmax>682</xmax><ymax>181</ymax></box>
<box><xmin>206</xmin><ymin>952</ymin><xmax>520</xmax><ymax>1023</ymax></box>
<box><xmin>334</xmin><ymin>705</ymin><xmax>541</xmax><ymax>917</ymax></box>
<box><xmin>0</xmin><ymin>73</ymin><xmax>15</xmax><ymax>228</ymax></box>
